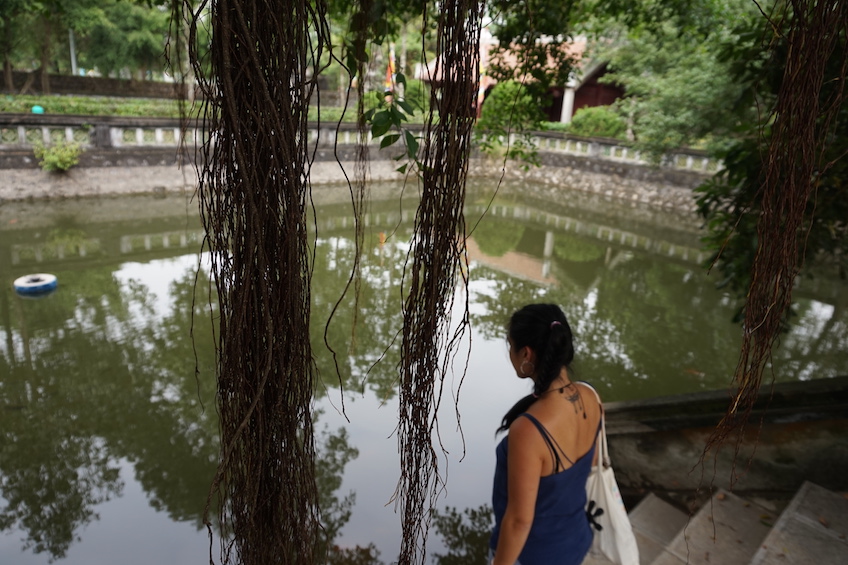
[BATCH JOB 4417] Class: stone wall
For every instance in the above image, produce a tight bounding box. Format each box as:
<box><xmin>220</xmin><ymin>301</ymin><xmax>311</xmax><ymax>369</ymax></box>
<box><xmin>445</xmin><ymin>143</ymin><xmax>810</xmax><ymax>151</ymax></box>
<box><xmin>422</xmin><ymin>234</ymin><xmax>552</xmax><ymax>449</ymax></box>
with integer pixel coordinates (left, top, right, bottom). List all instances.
<box><xmin>0</xmin><ymin>142</ymin><xmax>709</xmax><ymax>214</ymax></box>
<box><xmin>470</xmin><ymin>151</ymin><xmax>705</xmax><ymax>213</ymax></box>
<box><xmin>3</xmin><ymin>72</ymin><xmax>350</xmax><ymax>105</ymax></box>
<box><xmin>4</xmin><ymin>71</ymin><xmax>188</xmax><ymax>99</ymax></box>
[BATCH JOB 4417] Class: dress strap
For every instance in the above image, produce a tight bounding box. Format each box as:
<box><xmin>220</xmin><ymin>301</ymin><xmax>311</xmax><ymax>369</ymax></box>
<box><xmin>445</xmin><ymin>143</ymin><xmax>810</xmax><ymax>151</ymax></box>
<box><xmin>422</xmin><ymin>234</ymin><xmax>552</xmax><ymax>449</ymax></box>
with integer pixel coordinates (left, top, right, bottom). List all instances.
<box><xmin>519</xmin><ymin>413</ymin><xmax>575</xmax><ymax>471</ymax></box>
<box><xmin>576</xmin><ymin>381</ymin><xmax>604</xmax><ymax>445</ymax></box>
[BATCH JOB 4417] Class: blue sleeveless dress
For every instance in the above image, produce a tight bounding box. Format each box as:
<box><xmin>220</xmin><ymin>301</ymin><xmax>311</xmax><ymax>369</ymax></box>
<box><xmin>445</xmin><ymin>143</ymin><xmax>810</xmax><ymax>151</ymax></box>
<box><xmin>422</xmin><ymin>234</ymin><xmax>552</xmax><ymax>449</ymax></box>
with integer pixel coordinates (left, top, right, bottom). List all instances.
<box><xmin>490</xmin><ymin>413</ymin><xmax>597</xmax><ymax>565</ymax></box>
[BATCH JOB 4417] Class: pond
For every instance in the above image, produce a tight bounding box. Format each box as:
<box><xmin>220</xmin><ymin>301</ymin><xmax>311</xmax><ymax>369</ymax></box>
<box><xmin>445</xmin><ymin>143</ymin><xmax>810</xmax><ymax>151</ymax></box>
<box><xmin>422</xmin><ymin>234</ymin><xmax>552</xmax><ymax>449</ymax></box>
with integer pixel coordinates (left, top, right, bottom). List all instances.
<box><xmin>1</xmin><ymin>180</ymin><xmax>845</xmax><ymax>564</ymax></box>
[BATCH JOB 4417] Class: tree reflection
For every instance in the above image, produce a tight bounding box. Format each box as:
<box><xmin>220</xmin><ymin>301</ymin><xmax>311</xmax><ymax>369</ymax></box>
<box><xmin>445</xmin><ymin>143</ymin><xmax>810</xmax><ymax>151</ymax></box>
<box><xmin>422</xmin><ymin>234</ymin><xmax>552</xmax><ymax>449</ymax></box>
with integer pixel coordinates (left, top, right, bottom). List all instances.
<box><xmin>0</xmin><ymin>269</ymin><xmax>133</xmax><ymax>560</ymax></box>
<box><xmin>1</xmin><ymin>194</ymin><xmax>846</xmax><ymax>562</ymax></box>
<box><xmin>311</xmin><ymin>227</ymin><xmax>412</xmax><ymax>402</ymax></box>
<box><xmin>431</xmin><ymin>504</ymin><xmax>493</xmax><ymax>565</ymax></box>
<box><xmin>0</xmin><ymin>429</ymin><xmax>121</xmax><ymax>560</ymax></box>
<box><xmin>326</xmin><ymin>544</ymin><xmax>384</xmax><ymax>565</ymax></box>
<box><xmin>0</xmin><ymin>260</ymin><xmax>365</xmax><ymax>561</ymax></box>
<box><xmin>466</xmin><ymin>216</ymin><xmax>848</xmax><ymax>401</ymax></box>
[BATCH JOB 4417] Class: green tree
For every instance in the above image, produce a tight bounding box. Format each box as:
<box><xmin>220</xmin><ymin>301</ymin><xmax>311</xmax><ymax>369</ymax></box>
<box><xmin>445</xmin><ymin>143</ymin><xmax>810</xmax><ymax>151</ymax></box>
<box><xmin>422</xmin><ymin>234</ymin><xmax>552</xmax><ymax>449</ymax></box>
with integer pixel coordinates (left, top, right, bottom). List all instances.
<box><xmin>81</xmin><ymin>1</ymin><xmax>171</xmax><ymax>79</ymax></box>
<box><xmin>581</xmin><ymin>0</ymin><xmax>755</xmax><ymax>161</ymax></box>
<box><xmin>486</xmin><ymin>0</ymin><xmax>578</xmax><ymax>108</ymax></box>
<box><xmin>0</xmin><ymin>1</ymin><xmax>172</xmax><ymax>90</ymax></box>
<box><xmin>28</xmin><ymin>0</ymin><xmax>105</xmax><ymax>92</ymax></box>
<box><xmin>474</xmin><ymin>80</ymin><xmax>542</xmax><ymax>164</ymax></box>
<box><xmin>0</xmin><ymin>0</ymin><xmax>28</xmax><ymax>89</ymax></box>
<box><xmin>696</xmin><ymin>4</ymin><xmax>848</xmax><ymax>298</ymax></box>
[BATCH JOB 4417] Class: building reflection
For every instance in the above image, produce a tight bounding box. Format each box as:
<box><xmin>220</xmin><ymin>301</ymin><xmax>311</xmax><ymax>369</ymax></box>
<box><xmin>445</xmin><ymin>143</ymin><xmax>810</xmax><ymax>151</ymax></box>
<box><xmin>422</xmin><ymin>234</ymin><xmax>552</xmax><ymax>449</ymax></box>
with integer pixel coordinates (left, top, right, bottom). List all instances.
<box><xmin>0</xmin><ymin>187</ymin><xmax>844</xmax><ymax>563</ymax></box>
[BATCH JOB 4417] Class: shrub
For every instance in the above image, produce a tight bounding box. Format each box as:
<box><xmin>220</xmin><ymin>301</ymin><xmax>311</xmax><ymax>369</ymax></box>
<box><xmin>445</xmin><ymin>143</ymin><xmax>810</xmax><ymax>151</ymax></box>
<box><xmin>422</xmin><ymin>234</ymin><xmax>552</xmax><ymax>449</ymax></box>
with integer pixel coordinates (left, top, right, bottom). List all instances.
<box><xmin>33</xmin><ymin>141</ymin><xmax>83</xmax><ymax>172</ymax></box>
<box><xmin>474</xmin><ymin>80</ymin><xmax>543</xmax><ymax>166</ymax></box>
<box><xmin>541</xmin><ymin>121</ymin><xmax>570</xmax><ymax>132</ymax></box>
<box><xmin>567</xmin><ymin>106</ymin><xmax>627</xmax><ymax>139</ymax></box>
<box><xmin>477</xmin><ymin>80</ymin><xmax>543</xmax><ymax>134</ymax></box>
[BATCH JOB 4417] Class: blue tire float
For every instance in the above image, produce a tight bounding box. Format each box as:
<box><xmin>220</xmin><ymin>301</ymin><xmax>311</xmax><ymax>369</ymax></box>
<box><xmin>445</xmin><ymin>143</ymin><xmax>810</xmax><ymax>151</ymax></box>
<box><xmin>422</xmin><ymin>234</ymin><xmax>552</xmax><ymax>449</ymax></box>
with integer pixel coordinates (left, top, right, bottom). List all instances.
<box><xmin>13</xmin><ymin>273</ymin><xmax>58</xmax><ymax>296</ymax></box>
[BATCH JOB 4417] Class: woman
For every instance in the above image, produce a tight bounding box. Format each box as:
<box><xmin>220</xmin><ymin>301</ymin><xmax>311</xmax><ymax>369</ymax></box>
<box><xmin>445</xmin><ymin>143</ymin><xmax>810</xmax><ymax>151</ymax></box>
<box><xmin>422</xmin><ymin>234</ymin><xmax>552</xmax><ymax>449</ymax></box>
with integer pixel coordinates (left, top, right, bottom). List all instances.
<box><xmin>490</xmin><ymin>304</ymin><xmax>602</xmax><ymax>565</ymax></box>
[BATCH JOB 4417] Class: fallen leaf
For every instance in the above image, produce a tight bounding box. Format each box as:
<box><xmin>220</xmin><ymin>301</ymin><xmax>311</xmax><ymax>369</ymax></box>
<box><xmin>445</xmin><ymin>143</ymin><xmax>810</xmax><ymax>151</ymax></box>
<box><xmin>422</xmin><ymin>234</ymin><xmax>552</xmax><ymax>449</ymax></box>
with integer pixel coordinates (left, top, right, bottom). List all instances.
<box><xmin>717</xmin><ymin>493</ymin><xmax>727</xmax><ymax>501</ymax></box>
<box><xmin>819</xmin><ymin>516</ymin><xmax>829</xmax><ymax>528</ymax></box>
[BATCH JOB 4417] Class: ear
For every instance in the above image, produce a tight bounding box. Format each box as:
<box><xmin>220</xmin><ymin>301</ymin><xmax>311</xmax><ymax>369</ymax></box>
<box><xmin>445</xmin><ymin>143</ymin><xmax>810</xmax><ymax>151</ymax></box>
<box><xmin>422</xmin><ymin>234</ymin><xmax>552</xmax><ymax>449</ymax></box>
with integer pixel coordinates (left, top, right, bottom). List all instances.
<box><xmin>521</xmin><ymin>346</ymin><xmax>536</xmax><ymax>364</ymax></box>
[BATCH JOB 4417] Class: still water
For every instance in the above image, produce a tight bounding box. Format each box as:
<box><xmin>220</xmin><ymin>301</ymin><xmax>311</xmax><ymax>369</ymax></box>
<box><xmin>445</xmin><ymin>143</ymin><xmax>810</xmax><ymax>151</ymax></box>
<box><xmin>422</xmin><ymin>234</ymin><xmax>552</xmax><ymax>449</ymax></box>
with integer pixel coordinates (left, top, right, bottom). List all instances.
<box><xmin>1</xmin><ymin>180</ymin><xmax>845</xmax><ymax>564</ymax></box>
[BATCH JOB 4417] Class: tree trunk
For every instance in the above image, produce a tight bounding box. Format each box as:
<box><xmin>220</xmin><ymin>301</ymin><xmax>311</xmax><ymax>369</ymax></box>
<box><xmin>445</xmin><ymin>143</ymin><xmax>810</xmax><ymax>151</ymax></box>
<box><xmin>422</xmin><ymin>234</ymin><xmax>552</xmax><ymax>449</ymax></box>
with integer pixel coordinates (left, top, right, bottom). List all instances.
<box><xmin>2</xmin><ymin>58</ymin><xmax>11</xmax><ymax>91</ymax></box>
<box><xmin>2</xmin><ymin>16</ymin><xmax>13</xmax><ymax>92</ymax></box>
<box><xmin>39</xmin><ymin>16</ymin><xmax>51</xmax><ymax>94</ymax></box>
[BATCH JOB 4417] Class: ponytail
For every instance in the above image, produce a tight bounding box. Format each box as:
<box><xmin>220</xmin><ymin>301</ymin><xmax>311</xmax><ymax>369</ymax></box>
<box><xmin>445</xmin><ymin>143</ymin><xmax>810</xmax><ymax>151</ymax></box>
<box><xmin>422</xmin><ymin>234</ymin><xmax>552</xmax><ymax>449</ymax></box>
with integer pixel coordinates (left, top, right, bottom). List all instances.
<box><xmin>498</xmin><ymin>394</ymin><xmax>536</xmax><ymax>433</ymax></box>
<box><xmin>497</xmin><ymin>304</ymin><xmax>574</xmax><ymax>433</ymax></box>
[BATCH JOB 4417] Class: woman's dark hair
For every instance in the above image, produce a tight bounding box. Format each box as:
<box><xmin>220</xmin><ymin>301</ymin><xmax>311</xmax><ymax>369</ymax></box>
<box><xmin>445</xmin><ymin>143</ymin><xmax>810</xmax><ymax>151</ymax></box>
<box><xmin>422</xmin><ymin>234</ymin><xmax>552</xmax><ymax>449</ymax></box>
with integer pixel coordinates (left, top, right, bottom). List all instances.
<box><xmin>498</xmin><ymin>304</ymin><xmax>574</xmax><ymax>433</ymax></box>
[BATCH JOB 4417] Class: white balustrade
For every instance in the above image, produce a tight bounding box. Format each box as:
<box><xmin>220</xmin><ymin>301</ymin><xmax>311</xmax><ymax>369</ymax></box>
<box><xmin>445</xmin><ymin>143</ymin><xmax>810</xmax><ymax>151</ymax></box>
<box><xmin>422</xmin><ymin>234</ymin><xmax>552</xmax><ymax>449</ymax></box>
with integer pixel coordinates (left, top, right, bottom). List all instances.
<box><xmin>1</xmin><ymin>118</ymin><xmax>721</xmax><ymax>172</ymax></box>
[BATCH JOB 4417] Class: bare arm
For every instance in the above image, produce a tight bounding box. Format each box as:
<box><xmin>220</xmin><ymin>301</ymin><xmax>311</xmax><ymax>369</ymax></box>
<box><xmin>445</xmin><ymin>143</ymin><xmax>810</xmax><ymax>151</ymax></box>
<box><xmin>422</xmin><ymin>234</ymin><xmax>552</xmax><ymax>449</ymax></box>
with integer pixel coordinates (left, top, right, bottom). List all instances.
<box><xmin>492</xmin><ymin>416</ymin><xmax>545</xmax><ymax>565</ymax></box>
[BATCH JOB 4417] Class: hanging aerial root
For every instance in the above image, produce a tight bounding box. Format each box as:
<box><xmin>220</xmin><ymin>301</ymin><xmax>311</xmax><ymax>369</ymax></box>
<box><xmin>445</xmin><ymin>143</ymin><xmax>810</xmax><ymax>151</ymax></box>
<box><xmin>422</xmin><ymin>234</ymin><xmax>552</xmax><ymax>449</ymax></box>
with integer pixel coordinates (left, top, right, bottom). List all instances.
<box><xmin>393</xmin><ymin>2</ymin><xmax>484</xmax><ymax>564</ymax></box>
<box><xmin>184</xmin><ymin>0</ymin><xmax>331</xmax><ymax>563</ymax></box>
<box><xmin>704</xmin><ymin>0</ymin><xmax>848</xmax><ymax>481</ymax></box>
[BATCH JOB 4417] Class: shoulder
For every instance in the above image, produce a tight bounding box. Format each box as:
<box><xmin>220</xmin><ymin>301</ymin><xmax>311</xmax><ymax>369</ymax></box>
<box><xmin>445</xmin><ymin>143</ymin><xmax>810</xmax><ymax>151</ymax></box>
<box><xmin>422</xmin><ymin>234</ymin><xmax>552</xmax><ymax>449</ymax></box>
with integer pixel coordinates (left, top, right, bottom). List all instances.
<box><xmin>506</xmin><ymin>414</ymin><xmax>547</xmax><ymax>465</ymax></box>
<box><xmin>507</xmin><ymin>413</ymin><xmax>545</xmax><ymax>449</ymax></box>
<box><xmin>575</xmin><ymin>382</ymin><xmax>603</xmax><ymax>427</ymax></box>
<box><xmin>508</xmin><ymin>413</ymin><xmax>539</xmax><ymax>437</ymax></box>
<box><xmin>576</xmin><ymin>381</ymin><xmax>602</xmax><ymax>405</ymax></box>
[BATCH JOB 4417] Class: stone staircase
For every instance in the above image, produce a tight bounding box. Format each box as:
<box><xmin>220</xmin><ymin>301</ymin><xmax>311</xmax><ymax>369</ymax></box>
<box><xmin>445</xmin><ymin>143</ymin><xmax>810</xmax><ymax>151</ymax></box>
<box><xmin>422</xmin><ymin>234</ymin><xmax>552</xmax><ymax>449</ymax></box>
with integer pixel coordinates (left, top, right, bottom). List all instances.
<box><xmin>582</xmin><ymin>481</ymin><xmax>848</xmax><ymax>564</ymax></box>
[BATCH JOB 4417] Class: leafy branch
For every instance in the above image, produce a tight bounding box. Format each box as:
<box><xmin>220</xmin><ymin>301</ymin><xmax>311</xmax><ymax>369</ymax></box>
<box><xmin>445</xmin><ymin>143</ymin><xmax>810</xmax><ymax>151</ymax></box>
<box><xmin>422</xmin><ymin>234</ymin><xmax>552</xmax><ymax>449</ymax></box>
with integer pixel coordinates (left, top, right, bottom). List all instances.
<box><xmin>363</xmin><ymin>72</ymin><xmax>424</xmax><ymax>176</ymax></box>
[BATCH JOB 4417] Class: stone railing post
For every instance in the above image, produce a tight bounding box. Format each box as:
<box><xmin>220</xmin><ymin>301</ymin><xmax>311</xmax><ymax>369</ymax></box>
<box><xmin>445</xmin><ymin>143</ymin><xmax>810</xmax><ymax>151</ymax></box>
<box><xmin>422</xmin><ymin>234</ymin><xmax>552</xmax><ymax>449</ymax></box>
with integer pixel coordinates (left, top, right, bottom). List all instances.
<box><xmin>93</xmin><ymin>124</ymin><xmax>112</xmax><ymax>148</ymax></box>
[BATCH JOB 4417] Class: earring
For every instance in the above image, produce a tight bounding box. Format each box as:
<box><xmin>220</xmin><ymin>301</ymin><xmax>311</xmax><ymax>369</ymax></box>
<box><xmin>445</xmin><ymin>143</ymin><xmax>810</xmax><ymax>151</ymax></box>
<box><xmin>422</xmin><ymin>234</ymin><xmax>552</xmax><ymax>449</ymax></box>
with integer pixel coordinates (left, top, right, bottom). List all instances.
<box><xmin>520</xmin><ymin>360</ymin><xmax>535</xmax><ymax>377</ymax></box>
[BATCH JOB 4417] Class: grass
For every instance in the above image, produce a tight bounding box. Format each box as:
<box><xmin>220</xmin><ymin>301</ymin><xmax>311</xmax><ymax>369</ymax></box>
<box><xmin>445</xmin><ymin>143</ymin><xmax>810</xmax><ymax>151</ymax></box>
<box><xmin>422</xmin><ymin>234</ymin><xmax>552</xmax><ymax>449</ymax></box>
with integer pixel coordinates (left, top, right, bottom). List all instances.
<box><xmin>1</xmin><ymin>94</ymin><xmax>183</xmax><ymax>118</ymax></box>
<box><xmin>1</xmin><ymin>93</ymin><xmax>427</xmax><ymax>124</ymax></box>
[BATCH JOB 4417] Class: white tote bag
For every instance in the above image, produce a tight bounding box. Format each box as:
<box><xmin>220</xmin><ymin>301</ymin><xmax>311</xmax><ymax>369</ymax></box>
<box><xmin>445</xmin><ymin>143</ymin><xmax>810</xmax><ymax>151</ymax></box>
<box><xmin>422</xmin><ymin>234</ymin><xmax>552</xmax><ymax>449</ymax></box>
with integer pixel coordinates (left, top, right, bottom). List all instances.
<box><xmin>584</xmin><ymin>389</ymin><xmax>639</xmax><ymax>565</ymax></box>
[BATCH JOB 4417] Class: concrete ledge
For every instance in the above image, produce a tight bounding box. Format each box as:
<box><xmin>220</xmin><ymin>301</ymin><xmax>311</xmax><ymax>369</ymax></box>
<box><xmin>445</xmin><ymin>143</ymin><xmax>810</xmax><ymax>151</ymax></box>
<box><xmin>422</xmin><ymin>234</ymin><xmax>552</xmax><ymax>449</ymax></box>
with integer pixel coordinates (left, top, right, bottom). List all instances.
<box><xmin>0</xmin><ymin>145</ymin><xmax>706</xmax><ymax>214</ymax></box>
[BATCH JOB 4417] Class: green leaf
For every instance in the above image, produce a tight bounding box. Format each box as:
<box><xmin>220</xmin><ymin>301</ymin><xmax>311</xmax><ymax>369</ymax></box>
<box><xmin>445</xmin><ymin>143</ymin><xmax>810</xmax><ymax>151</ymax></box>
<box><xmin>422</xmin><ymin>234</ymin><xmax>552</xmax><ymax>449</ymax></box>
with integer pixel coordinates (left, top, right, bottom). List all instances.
<box><xmin>371</xmin><ymin>120</ymin><xmax>393</xmax><ymax>138</ymax></box>
<box><xmin>390</xmin><ymin>106</ymin><xmax>408</xmax><ymax>123</ymax></box>
<box><xmin>404</xmin><ymin>130</ymin><xmax>419</xmax><ymax>159</ymax></box>
<box><xmin>371</xmin><ymin>110</ymin><xmax>389</xmax><ymax>126</ymax></box>
<box><xmin>397</xmin><ymin>99</ymin><xmax>415</xmax><ymax>116</ymax></box>
<box><xmin>380</xmin><ymin>133</ymin><xmax>401</xmax><ymax>149</ymax></box>
<box><xmin>396</xmin><ymin>163</ymin><xmax>408</xmax><ymax>174</ymax></box>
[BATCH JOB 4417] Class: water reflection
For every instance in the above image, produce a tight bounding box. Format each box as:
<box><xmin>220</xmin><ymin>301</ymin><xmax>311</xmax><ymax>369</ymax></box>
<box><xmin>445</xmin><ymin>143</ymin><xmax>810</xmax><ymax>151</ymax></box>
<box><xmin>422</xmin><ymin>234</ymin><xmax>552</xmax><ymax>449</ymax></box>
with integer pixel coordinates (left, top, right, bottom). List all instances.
<box><xmin>0</xmin><ymin>260</ymin><xmax>217</xmax><ymax>561</ymax></box>
<box><xmin>0</xmin><ymin>248</ymin><xmax>362</xmax><ymax>562</ymax></box>
<box><xmin>0</xmin><ymin>185</ymin><xmax>845</xmax><ymax>563</ymax></box>
<box><xmin>431</xmin><ymin>505</ymin><xmax>492</xmax><ymax>565</ymax></box>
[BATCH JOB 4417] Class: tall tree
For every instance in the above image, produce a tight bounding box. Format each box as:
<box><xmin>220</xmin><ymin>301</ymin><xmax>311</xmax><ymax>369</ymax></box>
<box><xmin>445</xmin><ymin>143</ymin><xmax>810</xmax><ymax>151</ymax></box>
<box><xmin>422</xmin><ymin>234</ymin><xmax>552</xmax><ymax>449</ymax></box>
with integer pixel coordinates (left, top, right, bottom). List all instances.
<box><xmin>29</xmin><ymin>0</ymin><xmax>104</xmax><ymax>92</ymax></box>
<box><xmin>82</xmin><ymin>1</ymin><xmax>171</xmax><ymax>79</ymax></box>
<box><xmin>182</xmin><ymin>1</ymin><xmax>484</xmax><ymax>564</ymax></box>
<box><xmin>392</xmin><ymin>1</ymin><xmax>482</xmax><ymax>562</ymax></box>
<box><xmin>697</xmin><ymin>0</ymin><xmax>848</xmax><ymax>455</ymax></box>
<box><xmin>586</xmin><ymin>0</ymin><xmax>756</xmax><ymax>162</ymax></box>
<box><xmin>0</xmin><ymin>0</ymin><xmax>27</xmax><ymax>90</ymax></box>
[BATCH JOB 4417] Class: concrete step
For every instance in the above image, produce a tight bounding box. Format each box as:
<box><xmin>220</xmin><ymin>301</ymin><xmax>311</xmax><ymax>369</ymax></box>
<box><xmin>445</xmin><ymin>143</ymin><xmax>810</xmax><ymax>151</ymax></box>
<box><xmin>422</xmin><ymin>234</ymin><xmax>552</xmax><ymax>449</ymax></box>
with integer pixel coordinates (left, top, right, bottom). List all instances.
<box><xmin>629</xmin><ymin>493</ymin><xmax>689</xmax><ymax>564</ymax></box>
<box><xmin>581</xmin><ymin>493</ymin><xmax>688</xmax><ymax>565</ymax></box>
<box><xmin>750</xmin><ymin>481</ymin><xmax>848</xmax><ymax>564</ymax></box>
<box><xmin>580</xmin><ymin>483</ymin><xmax>847</xmax><ymax>565</ymax></box>
<box><xmin>649</xmin><ymin>489</ymin><xmax>777</xmax><ymax>565</ymax></box>
<box><xmin>580</xmin><ymin>550</ymin><xmax>616</xmax><ymax>564</ymax></box>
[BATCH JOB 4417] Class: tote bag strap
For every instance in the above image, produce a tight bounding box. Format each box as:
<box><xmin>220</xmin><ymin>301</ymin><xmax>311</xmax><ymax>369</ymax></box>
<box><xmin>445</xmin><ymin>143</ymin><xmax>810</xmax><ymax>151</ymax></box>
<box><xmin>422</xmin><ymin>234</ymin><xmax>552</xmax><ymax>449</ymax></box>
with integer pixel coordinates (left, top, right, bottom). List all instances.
<box><xmin>580</xmin><ymin>381</ymin><xmax>610</xmax><ymax>468</ymax></box>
